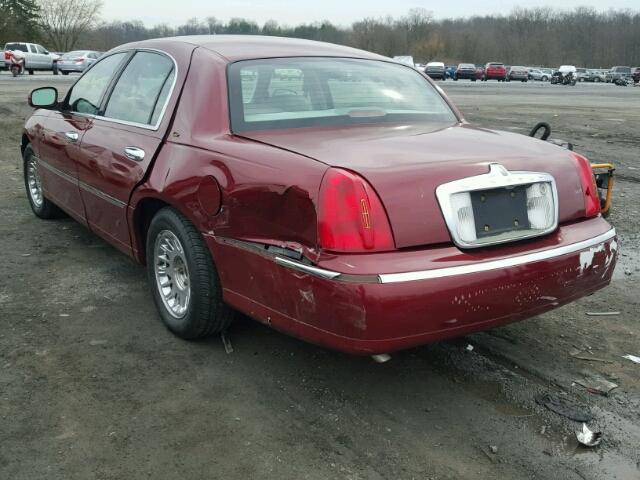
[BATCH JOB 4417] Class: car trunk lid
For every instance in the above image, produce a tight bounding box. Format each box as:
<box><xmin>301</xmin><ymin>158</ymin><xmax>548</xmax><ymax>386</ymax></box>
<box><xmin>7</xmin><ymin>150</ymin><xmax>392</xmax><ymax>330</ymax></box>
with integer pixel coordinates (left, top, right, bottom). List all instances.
<box><xmin>240</xmin><ymin>123</ymin><xmax>586</xmax><ymax>249</ymax></box>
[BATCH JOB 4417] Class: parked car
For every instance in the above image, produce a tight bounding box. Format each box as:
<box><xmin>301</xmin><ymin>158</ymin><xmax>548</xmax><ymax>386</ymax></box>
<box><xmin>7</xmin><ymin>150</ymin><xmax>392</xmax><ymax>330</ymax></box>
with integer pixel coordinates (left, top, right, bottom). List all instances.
<box><xmin>3</xmin><ymin>42</ymin><xmax>59</xmax><ymax>74</ymax></box>
<box><xmin>424</xmin><ymin>61</ymin><xmax>446</xmax><ymax>80</ymax></box>
<box><xmin>507</xmin><ymin>66</ymin><xmax>528</xmax><ymax>82</ymax></box>
<box><xmin>475</xmin><ymin>65</ymin><xmax>485</xmax><ymax>80</ymax></box>
<box><xmin>445</xmin><ymin>65</ymin><xmax>456</xmax><ymax>79</ymax></box>
<box><xmin>606</xmin><ymin>66</ymin><xmax>631</xmax><ymax>83</ymax></box>
<box><xmin>22</xmin><ymin>36</ymin><xmax>618</xmax><ymax>355</ymax></box>
<box><xmin>632</xmin><ymin>67</ymin><xmax>640</xmax><ymax>84</ymax></box>
<box><xmin>528</xmin><ymin>68</ymin><xmax>550</xmax><ymax>81</ymax></box>
<box><xmin>483</xmin><ymin>62</ymin><xmax>507</xmax><ymax>81</ymax></box>
<box><xmin>57</xmin><ymin>50</ymin><xmax>102</xmax><ymax>74</ymax></box>
<box><xmin>575</xmin><ymin>68</ymin><xmax>588</xmax><ymax>82</ymax></box>
<box><xmin>454</xmin><ymin>63</ymin><xmax>477</xmax><ymax>81</ymax></box>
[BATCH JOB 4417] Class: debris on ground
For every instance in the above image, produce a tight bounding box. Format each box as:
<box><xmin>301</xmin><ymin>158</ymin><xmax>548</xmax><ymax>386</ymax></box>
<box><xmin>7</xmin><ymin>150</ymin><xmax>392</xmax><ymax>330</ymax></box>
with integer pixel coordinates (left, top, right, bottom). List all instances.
<box><xmin>89</xmin><ymin>339</ymin><xmax>107</xmax><ymax>346</ymax></box>
<box><xmin>221</xmin><ymin>332</ymin><xmax>233</xmax><ymax>354</ymax></box>
<box><xmin>465</xmin><ymin>344</ymin><xmax>474</xmax><ymax>352</ymax></box>
<box><xmin>575</xmin><ymin>372</ymin><xmax>618</xmax><ymax>396</ymax></box>
<box><xmin>585</xmin><ymin>311</ymin><xmax>620</xmax><ymax>316</ymax></box>
<box><xmin>622</xmin><ymin>354</ymin><xmax>640</xmax><ymax>364</ymax></box>
<box><xmin>569</xmin><ymin>348</ymin><xmax>613</xmax><ymax>363</ymax></box>
<box><xmin>576</xmin><ymin>423</ymin><xmax>603</xmax><ymax>447</ymax></box>
<box><xmin>489</xmin><ymin>445</ymin><xmax>498</xmax><ymax>454</ymax></box>
<box><xmin>535</xmin><ymin>393</ymin><xmax>593</xmax><ymax>422</ymax></box>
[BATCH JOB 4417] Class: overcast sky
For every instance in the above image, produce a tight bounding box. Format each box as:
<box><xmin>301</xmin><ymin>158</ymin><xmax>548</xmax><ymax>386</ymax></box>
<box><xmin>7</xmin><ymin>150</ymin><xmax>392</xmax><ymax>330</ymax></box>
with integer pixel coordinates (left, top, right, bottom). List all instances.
<box><xmin>101</xmin><ymin>1</ymin><xmax>638</xmax><ymax>27</ymax></box>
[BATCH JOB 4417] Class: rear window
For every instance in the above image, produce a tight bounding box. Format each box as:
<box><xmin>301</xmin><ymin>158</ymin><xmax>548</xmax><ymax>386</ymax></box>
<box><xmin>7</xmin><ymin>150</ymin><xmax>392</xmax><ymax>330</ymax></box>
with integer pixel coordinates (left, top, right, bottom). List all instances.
<box><xmin>4</xmin><ymin>43</ymin><xmax>27</xmax><ymax>52</ymax></box>
<box><xmin>488</xmin><ymin>63</ymin><xmax>504</xmax><ymax>68</ymax></box>
<box><xmin>228</xmin><ymin>57</ymin><xmax>456</xmax><ymax>133</ymax></box>
<box><xmin>63</xmin><ymin>51</ymin><xmax>88</xmax><ymax>59</ymax></box>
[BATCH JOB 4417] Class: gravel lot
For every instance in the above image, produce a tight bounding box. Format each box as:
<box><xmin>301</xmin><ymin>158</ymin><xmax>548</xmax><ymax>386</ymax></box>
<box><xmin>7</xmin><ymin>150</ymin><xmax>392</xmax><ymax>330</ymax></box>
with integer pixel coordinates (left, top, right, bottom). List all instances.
<box><xmin>1</xmin><ymin>72</ymin><xmax>639</xmax><ymax>480</ymax></box>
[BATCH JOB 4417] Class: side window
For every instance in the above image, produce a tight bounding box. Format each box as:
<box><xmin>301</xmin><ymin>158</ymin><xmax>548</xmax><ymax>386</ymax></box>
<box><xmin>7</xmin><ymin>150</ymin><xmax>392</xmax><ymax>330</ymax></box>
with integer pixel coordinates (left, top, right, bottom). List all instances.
<box><xmin>36</xmin><ymin>45</ymin><xmax>47</xmax><ymax>54</ymax></box>
<box><xmin>103</xmin><ymin>51</ymin><xmax>175</xmax><ymax>126</ymax></box>
<box><xmin>67</xmin><ymin>53</ymin><xmax>127</xmax><ymax>115</ymax></box>
<box><xmin>28</xmin><ymin>44</ymin><xmax>36</xmax><ymax>53</ymax></box>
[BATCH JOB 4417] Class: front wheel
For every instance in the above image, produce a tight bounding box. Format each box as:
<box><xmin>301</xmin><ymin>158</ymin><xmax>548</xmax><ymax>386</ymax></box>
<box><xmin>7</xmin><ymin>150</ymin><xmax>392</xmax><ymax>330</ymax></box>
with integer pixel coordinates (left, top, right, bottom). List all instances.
<box><xmin>146</xmin><ymin>207</ymin><xmax>236</xmax><ymax>339</ymax></box>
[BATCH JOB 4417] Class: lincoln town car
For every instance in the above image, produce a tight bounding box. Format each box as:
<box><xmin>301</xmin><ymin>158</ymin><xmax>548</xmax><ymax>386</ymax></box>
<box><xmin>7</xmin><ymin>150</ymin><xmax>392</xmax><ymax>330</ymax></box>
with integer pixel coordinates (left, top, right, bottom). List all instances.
<box><xmin>22</xmin><ymin>36</ymin><xmax>618</xmax><ymax>355</ymax></box>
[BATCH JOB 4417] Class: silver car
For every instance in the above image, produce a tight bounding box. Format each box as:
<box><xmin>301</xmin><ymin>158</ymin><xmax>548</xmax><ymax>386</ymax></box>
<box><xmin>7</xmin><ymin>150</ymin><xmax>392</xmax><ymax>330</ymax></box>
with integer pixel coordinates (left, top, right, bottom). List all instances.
<box><xmin>57</xmin><ymin>50</ymin><xmax>101</xmax><ymax>74</ymax></box>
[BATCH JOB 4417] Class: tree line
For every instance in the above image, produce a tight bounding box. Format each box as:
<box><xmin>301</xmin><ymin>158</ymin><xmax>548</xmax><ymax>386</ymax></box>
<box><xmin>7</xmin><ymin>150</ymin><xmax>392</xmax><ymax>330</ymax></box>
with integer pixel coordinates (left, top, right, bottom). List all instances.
<box><xmin>2</xmin><ymin>1</ymin><xmax>639</xmax><ymax>68</ymax></box>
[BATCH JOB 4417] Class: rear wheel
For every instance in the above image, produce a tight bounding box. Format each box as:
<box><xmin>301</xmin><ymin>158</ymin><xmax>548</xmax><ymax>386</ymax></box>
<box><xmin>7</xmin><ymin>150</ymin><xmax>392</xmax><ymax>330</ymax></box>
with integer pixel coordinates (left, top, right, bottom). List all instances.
<box><xmin>23</xmin><ymin>144</ymin><xmax>63</xmax><ymax>219</ymax></box>
<box><xmin>28</xmin><ymin>69</ymin><xmax>34</xmax><ymax>75</ymax></box>
<box><xmin>146</xmin><ymin>207</ymin><xmax>235</xmax><ymax>339</ymax></box>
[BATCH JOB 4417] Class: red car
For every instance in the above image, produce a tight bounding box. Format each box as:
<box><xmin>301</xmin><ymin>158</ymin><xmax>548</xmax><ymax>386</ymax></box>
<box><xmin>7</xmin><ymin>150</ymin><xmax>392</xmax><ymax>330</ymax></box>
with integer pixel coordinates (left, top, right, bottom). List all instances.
<box><xmin>22</xmin><ymin>36</ymin><xmax>618</xmax><ymax>355</ymax></box>
<box><xmin>483</xmin><ymin>62</ymin><xmax>507</xmax><ymax>81</ymax></box>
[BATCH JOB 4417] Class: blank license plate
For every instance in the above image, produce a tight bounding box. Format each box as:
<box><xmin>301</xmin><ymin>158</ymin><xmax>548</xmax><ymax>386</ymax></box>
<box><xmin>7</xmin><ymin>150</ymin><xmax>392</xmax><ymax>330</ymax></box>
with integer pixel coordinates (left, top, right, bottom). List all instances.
<box><xmin>471</xmin><ymin>186</ymin><xmax>530</xmax><ymax>239</ymax></box>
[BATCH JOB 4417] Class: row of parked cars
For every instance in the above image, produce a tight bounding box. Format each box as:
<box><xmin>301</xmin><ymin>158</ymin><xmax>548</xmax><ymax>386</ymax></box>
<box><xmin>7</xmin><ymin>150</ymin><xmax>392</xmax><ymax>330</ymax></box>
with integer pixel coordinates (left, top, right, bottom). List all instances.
<box><xmin>418</xmin><ymin>61</ymin><xmax>640</xmax><ymax>84</ymax></box>
<box><xmin>2</xmin><ymin>41</ymin><xmax>102</xmax><ymax>75</ymax></box>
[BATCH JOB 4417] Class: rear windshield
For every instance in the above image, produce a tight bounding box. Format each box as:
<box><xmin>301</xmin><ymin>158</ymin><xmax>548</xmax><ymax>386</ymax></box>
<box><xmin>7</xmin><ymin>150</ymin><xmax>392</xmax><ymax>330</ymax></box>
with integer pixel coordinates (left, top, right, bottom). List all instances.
<box><xmin>4</xmin><ymin>43</ymin><xmax>28</xmax><ymax>52</ymax></box>
<box><xmin>488</xmin><ymin>63</ymin><xmax>504</xmax><ymax>68</ymax></box>
<box><xmin>228</xmin><ymin>57</ymin><xmax>456</xmax><ymax>133</ymax></box>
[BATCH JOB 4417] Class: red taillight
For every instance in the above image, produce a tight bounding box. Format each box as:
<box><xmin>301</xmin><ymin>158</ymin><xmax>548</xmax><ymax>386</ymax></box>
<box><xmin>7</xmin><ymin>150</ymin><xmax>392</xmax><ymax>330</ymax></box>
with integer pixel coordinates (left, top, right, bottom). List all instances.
<box><xmin>573</xmin><ymin>152</ymin><xmax>601</xmax><ymax>217</ymax></box>
<box><xmin>318</xmin><ymin>168</ymin><xmax>395</xmax><ymax>253</ymax></box>
<box><xmin>4</xmin><ymin>51</ymin><xmax>11</xmax><ymax>60</ymax></box>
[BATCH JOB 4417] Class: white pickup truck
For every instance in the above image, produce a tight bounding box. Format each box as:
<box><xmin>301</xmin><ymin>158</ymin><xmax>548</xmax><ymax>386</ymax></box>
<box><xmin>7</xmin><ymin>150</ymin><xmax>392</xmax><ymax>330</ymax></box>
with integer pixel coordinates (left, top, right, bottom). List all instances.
<box><xmin>3</xmin><ymin>42</ymin><xmax>60</xmax><ymax>75</ymax></box>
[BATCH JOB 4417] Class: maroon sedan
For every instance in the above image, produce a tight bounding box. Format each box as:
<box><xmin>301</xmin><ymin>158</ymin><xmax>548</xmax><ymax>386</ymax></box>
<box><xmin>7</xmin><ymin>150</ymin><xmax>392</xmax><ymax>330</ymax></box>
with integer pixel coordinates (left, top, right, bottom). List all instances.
<box><xmin>22</xmin><ymin>36</ymin><xmax>618</xmax><ymax>355</ymax></box>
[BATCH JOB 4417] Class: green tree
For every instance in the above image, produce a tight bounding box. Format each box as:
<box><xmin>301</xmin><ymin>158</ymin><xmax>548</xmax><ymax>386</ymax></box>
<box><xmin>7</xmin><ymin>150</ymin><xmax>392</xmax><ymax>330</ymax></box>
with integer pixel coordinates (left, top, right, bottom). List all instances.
<box><xmin>0</xmin><ymin>0</ymin><xmax>41</xmax><ymax>45</ymax></box>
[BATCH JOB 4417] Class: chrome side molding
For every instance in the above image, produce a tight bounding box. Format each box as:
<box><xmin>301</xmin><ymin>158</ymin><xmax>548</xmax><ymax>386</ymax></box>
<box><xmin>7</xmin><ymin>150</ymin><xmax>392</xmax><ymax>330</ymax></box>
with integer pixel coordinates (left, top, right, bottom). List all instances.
<box><xmin>274</xmin><ymin>256</ymin><xmax>342</xmax><ymax>280</ymax></box>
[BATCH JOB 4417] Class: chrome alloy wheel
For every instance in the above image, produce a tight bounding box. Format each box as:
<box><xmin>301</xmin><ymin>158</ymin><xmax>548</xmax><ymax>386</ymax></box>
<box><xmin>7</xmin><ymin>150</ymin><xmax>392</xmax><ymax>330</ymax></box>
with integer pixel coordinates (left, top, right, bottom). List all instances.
<box><xmin>26</xmin><ymin>156</ymin><xmax>43</xmax><ymax>208</ymax></box>
<box><xmin>154</xmin><ymin>230</ymin><xmax>191</xmax><ymax>318</ymax></box>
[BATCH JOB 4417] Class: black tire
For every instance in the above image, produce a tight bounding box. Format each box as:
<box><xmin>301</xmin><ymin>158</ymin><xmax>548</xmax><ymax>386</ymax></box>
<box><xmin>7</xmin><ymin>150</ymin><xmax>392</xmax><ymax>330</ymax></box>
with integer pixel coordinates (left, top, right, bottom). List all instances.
<box><xmin>62</xmin><ymin>71</ymin><xmax>69</xmax><ymax>75</ymax></box>
<box><xmin>146</xmin><ymin>207</ymin><xmax>235</xmax><ymax>339</ymax></box>
<box><xmin>23</xmin><ymin>144</ymin><xmax>64</xmax><ymax>219</ymax></box>
<box><xmin>542</xmin><ymin>76</ymin><xmax>548</xmax><ymax>81</ymax></box>
<box><xmin>52</xmin><ymin>63</ymin><xmax>58</xmax><ymax>75</ymax></box>
<box><xmin>28</xmin><ymin>69</ymin><xmax>34</xmax><ymax>75</ymax></box>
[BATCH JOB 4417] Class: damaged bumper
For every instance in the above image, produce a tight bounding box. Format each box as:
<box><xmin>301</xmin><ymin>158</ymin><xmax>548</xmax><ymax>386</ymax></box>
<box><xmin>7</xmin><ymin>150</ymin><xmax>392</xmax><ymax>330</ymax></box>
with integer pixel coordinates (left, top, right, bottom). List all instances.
<box><xmin>209</xmin><ymin>217</ymin><xmax>618</xmax><ymax>354</ymax></box>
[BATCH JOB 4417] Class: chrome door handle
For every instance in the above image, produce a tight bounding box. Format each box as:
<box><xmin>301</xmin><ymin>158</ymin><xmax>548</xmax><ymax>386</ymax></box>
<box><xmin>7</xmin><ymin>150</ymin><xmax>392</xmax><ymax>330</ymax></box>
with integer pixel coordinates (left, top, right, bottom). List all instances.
<box><xmin>64</xmin><ymin>131</ymin><xmax>79</xmax><ymax>142</ymax></box>
<box><xmin>124</xmin><ymin>146</ymin><xmax>145</xmax><ymax>162</ymax></box>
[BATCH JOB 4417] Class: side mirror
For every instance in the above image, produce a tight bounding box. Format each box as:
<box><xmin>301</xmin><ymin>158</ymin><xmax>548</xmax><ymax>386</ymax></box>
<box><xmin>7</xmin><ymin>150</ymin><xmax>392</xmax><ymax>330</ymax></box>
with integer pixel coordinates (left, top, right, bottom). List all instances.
<box><xmin>29</xmin><ymin>87</ymin><xmax>58</xmax><ymax>109</ymax></box>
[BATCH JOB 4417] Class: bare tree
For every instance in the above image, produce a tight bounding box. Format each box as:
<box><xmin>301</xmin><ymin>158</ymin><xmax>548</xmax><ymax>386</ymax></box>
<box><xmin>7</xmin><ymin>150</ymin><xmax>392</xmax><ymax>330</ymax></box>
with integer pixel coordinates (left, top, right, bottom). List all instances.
<box><xmin>37</xmin><ymin>0</ymin><xmax>102</xmax><ymax>51</ymax></box>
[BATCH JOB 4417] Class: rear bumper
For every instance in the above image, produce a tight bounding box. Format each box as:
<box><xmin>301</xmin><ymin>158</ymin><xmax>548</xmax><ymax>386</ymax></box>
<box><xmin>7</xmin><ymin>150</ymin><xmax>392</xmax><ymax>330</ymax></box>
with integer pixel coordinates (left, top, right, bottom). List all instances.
<box><xmin>209</xmin><ymin>218</ymin><xmax>617</xmax><ymax>354</ymax></box>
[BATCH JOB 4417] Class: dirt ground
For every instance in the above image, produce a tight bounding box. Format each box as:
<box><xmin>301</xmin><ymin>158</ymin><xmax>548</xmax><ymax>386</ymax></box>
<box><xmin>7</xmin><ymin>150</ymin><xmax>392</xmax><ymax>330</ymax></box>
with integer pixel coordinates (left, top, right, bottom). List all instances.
<box><xmin>1</xmin><ymin>73</ymin><xmax>639</xmax><ymax>480</ymax></box>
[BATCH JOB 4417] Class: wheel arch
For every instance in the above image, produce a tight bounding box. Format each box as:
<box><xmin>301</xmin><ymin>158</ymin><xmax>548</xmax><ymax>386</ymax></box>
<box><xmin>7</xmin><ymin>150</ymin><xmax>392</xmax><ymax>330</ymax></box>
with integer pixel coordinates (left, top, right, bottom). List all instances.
<box><xmin>130</xmin><ymin>196</ymin><xmax>173</xmax><ymax>265</ymax></box>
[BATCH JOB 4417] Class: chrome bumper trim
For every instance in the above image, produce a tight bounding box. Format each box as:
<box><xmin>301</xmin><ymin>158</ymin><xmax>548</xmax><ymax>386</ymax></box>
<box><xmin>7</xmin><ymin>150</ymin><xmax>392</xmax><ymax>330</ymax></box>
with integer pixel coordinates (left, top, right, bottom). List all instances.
<box><xmin>379</xmin><ymin>228</ymin><xmax>616</xmax><ymax>284</ymax></box>
<box><xmin>274</xmin><ymin>229</ymin><xmax>616</xmax><ymax>285</ymax></box>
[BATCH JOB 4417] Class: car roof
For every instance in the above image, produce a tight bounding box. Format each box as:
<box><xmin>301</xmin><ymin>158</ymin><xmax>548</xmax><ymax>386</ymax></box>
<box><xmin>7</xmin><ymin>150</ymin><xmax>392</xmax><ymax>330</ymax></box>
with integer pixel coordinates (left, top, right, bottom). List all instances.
<box><xmin>114</xmin><ymin>35</ymin><xmax>390</xmax><ymax>63</ymax></box>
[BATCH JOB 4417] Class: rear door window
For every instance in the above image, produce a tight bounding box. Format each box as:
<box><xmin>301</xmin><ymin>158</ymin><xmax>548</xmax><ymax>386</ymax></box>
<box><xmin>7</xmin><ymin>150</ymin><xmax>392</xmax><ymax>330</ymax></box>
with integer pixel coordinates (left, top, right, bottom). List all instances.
<box><xmin>103</xmin><ymin>51</ymin><xmax>175</xmax><ymax>127</ymax></box>
<box><xmin>66</xmin><ymin>52</ymin><xmax>127</xmax><ymax>115</ymax></box>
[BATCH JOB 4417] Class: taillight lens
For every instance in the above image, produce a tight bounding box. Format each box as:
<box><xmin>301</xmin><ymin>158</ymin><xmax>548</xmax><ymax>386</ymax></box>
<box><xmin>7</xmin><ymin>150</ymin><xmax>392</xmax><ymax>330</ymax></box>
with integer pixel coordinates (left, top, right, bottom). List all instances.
<box><xmin>318</xmin><ymin>168</ymin><xmax>394</xmax><ymax>253</ymax></box>
<box><xmin>4</xmin><ymin>51</ymin><xmax>11</xmax><ymax>60</ymax></box>
<box><xmin>573</xmin><ymin>152</ymin><xmax>601</xmax><ymax>217</ymax></box>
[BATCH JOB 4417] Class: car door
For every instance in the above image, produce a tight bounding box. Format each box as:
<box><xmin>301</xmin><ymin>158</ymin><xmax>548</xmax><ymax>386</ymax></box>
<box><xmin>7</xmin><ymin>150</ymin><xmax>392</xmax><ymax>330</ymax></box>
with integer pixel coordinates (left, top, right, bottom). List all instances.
<box><xmin>76</xmin><ymin>50</ymin><xmax>177</xmax><ymax>254</ymax></box>
<box><xmin>36</xmin><ymin>52</ymin><xmax>128</xmax><ymax>223</ymax></box>
<box><xmin>35</xmin><ymin>44</ymin><xmax>51</xmax><ymax>69</ymax></box>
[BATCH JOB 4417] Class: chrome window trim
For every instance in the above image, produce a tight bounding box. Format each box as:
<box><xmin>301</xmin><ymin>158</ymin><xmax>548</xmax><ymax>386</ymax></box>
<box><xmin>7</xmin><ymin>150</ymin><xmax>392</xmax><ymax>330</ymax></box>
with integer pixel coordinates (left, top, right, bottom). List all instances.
<box><xmin>94</xmin><ymin>48</ymin><xmax>178</xmax><ymax>131</ymax></box>
<box><xmin>272</xmin><ymin>228</ymin><xmax>616</xmax><ymax>284</ymax></box>
<box><xmin>66</xmin><ymin>48</ymin><xmax>178</xmax><ymax>131</ymax></box>
<box><xmin>435</xmin><ymin>163</ymin><xmax>560</xmax><ymax>249</ymax></box>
